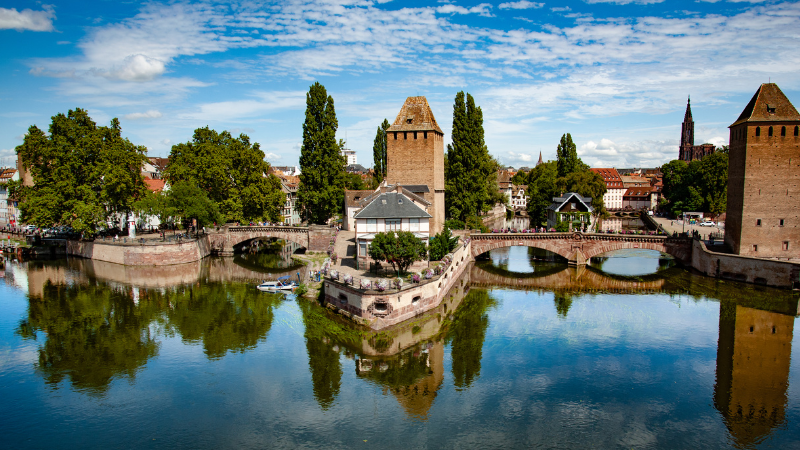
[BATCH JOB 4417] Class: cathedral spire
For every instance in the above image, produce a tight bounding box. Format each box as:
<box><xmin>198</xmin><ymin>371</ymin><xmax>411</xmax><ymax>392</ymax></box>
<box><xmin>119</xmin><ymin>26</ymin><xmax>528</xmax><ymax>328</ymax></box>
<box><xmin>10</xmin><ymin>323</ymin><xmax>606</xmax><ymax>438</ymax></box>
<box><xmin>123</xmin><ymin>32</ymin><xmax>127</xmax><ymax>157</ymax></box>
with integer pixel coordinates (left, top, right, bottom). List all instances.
<box><xmin>536</xmin><ymin>151</ymin><xmax>543</xmax><ymax>166</ymax></box>
<box><xmin>684</xmin><ymin>96</ymin><xmax>693</xmax><ymax>122</ymax></box>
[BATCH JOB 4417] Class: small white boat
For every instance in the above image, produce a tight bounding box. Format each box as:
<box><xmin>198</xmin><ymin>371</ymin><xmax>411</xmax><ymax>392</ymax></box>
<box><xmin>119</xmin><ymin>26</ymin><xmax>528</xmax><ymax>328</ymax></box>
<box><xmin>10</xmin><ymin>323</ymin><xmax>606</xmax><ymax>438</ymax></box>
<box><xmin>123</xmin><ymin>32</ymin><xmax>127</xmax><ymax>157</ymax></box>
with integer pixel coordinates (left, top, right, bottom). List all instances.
<box><xmin>257</xmin><ymin>275</ymin><xmax>297</xmax><ymax>292</ymax></box>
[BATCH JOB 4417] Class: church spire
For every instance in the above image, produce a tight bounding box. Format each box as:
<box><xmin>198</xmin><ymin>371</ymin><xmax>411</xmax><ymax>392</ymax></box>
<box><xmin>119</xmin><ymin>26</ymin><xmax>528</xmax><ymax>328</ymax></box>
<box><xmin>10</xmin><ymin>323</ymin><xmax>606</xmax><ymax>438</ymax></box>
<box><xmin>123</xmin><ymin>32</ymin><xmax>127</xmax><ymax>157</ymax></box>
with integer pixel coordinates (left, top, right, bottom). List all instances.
<box><xmin>536</xmin><ymin>151</ymin><xmax>543</xmax><ymax>166</ymax></box>
<box><xmin>684</xmin><ymin>96</ymin><xmax>693</xmax><ymax>122</ymax></box>
<box><xmin>681</xmin><ymin>96</ymin><xmax>695</xmax><ymax>148</ymax></box>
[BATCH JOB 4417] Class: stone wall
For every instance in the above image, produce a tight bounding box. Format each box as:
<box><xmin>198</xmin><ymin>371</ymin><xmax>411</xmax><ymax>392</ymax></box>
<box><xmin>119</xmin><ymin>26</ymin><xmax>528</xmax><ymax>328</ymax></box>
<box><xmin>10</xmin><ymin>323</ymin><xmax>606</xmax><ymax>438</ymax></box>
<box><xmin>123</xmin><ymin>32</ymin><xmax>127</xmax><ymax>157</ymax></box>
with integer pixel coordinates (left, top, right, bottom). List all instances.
<box><xmin>691</xmin><ymin>239</ymin><xmax>800</xmax><ymax>289</ymax></box>
<box><xmin>67</xmin><ymin>236</ymin><xmax>212</xmax><ymax>266</ymax></box>
<box><xmin>323</xmin><ymin>239</ymin><xmax>472</xmax><ymax>329</ymax></box>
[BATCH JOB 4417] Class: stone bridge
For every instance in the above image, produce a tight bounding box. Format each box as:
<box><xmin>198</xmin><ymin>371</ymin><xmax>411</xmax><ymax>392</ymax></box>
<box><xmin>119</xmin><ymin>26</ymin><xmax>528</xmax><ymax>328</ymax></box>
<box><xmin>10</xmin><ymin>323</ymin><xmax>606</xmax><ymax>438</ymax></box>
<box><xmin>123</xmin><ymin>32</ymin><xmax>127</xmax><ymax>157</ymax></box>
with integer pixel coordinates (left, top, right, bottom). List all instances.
<box><xmin>469</xmin><ymin>263</ymin><xmax>667</xmax><ymax>294</ymax></box>
<box><xmin>469</xmin><ymin>232</ymin><xmax>692</xmax><ymax>266</ymax></box>
<box><xmin>207</xmin><ymin>225</ymin><xmax>335</xmax><ymax>255</ymax></box>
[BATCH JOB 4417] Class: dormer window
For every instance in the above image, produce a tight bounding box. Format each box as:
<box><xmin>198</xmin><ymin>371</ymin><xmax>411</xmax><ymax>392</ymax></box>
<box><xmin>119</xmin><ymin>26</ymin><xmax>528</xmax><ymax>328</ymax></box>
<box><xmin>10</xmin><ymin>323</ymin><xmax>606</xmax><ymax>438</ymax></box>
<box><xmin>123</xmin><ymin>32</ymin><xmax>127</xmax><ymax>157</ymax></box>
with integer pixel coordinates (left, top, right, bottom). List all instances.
<box><xmin>767</xmin><ymin>104</ymin><xmax>776</xmax><ymax>114</ymax></box>
<box><xmin>398</xmin><ymin>197</ymin><xmax>403</xmax><ymax>204</ymax></box>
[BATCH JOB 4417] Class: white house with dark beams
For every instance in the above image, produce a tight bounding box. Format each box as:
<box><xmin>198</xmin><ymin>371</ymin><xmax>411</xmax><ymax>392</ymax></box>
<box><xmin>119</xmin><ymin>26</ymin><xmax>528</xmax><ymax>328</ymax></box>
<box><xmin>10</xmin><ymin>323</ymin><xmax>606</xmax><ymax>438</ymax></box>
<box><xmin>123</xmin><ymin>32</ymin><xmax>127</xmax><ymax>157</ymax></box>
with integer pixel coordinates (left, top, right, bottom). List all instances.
<box><xmin>547</xmin><ymin>192</ymin><xmax>595</xmax><ymax>231</ymax></box>
<box><xmin>353</xmin><ymin>185</ymin><xmax>431</xmax><ymax>265</ymax></box>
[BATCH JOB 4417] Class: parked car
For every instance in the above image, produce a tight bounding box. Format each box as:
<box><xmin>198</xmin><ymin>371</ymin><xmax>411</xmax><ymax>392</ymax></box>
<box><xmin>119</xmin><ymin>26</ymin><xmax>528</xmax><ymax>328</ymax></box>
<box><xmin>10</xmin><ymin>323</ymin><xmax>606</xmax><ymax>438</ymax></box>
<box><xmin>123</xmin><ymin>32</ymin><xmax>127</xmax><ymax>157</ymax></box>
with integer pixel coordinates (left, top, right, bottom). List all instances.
<box><xmin>699</xmin><ymin>221</ymin><xmax>716</xmax><ymax>227</ymax></box>
<box><xmin>24</xmin><ymin>225</ymin><xmax>37</xmax><ymax>232</ymax></box>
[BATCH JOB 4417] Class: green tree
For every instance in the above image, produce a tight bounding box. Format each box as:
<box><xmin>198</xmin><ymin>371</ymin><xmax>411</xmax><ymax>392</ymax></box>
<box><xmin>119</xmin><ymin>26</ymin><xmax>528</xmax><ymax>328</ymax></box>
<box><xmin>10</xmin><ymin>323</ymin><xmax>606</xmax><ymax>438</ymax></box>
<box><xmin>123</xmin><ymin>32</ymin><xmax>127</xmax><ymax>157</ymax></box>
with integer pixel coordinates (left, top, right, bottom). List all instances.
<box><xmin>166</xmin><ymin>182</ymin><xmax>222</xmax><ymax>228</ymax></box>
<box><xmin>556</xmin><ymin>133</ymin><xmax>587</xmax><ymax>178</ymax></box>
<box><xmin>372</xmin><ymin>118</ymin><xmax>390</xmax><ymax>181</ymax></box>
<box><xmin>368</xmin><ymin>231</ymin><xmax>427</xmax><ymax>275</ymax></box>
<box><xmin>429</xmin><ymin>226</ymin><xmax>459</xmax><ymax>261</ymax></box>
<box><xmin>554</xmin><ymin>293</ymin><xmax>574</xmax><ymax>317</ymax></box>
<box><xmin>298</xmin><ymin>82</ymin><xmax>346</xmax><ymax>224</ymax></box>
<box><xmin>699</xmin><ymin>152</ymin><xmax>728</xmax><ymax>216</ymax></box>
<box><xmin>445</xmin><ymin>92</ymin><xmax>502</xmax><ymax>222</ymax></box>
<box><xmin>164</xmin><ymin>127</ymin><xmax>284</xmax><ymax>224</ymax></box>
<box><xmin>511</xmin><ymin>170</ymin><xmax>527</xmax><ymax>185</ymax></box>
<box><xmin>14</xmin><ymin>109</ymin><xmax>147</xmax><ymax>233</ymax></box>
<box><xmin>132</xmin><ymin>190</ymin><xmax>167</xmax><ymax>228</ymax></box>
<box><xmin>526</xmin><ymin>161</ymin><xmax>560</xmax><ymax>226</ymax></box>
<box><xmin>344</xmin><ymin>172</ymin><xmax>367</xmax><ymax>190</ymax></box>
<box><xmin>445</xmin><ymin>289</ymin><xmax>497</xmax><ymax>390</ymax></box>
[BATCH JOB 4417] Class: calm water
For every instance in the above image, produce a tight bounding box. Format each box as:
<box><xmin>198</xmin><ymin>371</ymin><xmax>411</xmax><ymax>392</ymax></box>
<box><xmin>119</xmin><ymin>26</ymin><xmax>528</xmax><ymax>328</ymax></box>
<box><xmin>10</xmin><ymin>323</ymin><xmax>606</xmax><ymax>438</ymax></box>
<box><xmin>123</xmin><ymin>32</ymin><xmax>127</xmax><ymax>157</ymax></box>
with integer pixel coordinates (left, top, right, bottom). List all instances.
<box><xmin>1</xmin><ymin>249</ymin><xmax>799</xmax><ymax>449</ymax></box>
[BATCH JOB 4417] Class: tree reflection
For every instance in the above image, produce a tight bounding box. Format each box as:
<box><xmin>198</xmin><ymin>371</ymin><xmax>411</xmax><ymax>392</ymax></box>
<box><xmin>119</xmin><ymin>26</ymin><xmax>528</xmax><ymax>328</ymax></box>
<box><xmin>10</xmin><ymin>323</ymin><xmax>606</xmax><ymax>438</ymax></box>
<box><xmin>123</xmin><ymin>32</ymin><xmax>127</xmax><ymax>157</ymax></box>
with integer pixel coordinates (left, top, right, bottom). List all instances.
<box><xmin>445</xmin><ymin>289</ymin><xmax>497</xmax><ymax>390</ymax></box>
<box><xmin>163</xmin><ymin>283</ymin><xmax>282</xmax><ymax>359</ymax></box>
<box><xmin>16</xmin><ymin>282</ymin><xmax>162</xmax><ymax>394</ymax></box>
<box><xmin>299</xmin><ymin>300</ymin><xmax>363</xmax><ymax>410</ymax></box>
<box><xmin>554</xmin><ymin>293</ymin><xmax>573</xmax><ymax>318</ymax></box>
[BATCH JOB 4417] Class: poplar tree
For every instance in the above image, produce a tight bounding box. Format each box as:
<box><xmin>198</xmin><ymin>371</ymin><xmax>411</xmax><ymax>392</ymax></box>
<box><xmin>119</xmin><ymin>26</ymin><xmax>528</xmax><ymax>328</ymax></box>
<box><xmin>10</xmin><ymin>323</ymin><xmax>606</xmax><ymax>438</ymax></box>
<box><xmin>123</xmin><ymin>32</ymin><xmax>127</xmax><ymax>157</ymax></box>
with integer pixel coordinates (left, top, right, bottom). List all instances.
<box><xmin>445</xmin><ymin>92</ymin><xmax>501</xmax><ymax>222</ymax></box>
<box><xmin>372</xmin><ymin>118</ymin><xmax>390</xmax><ymax>180</ymax></box>
<box><xmin>556</xmin><ymin>133</ymin><xmax>583</xmax><ymax>178</ymax></box>
<box><xmin>298</xmin><ymin>82</ymin><xmax>346</xmax><ymax>224</ymax></box>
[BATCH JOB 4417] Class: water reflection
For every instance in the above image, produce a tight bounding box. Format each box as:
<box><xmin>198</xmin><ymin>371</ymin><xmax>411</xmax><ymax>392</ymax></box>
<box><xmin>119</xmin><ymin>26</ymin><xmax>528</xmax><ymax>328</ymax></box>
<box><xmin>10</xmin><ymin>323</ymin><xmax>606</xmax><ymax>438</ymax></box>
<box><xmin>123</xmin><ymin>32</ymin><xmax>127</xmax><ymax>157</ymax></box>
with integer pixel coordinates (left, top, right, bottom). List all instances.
<box><xmin>590</xmin><ymin>248</ymin><xmax>675</xmax><ymax>277</ymax></box>
<box><xmin>714</xmin><ymin>302</ymin><xmax>794</xmax><ymax>448</ymax></box>
<box><xmin>234</xmin><ymin>240</ymin><xmax>304</xmax><ymax>271</ymax></box>
<box><xmin>10</xmin><ymin>259</ymin><xmax>285</xmax><ymax>393</ymax></box>
<box><xmin>16</xmin><ymin>281</ymin><xmax>162</xmax><ymax>394</ymax></box>
<box><xmin>2</xmin><ymin>252</ymin><xmax>800</xmax><ymax>447</ymax></box>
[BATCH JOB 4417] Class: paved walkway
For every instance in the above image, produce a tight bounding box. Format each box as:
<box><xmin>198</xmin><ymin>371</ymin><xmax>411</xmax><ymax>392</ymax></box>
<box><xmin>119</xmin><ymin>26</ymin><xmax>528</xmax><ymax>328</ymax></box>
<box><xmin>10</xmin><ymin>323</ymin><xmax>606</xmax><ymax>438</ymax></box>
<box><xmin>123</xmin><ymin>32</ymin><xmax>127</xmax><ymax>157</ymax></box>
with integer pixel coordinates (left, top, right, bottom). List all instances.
<box><xmin>331</xmin><ymin>230</ymin><xmax>431</xmax><ymax>281</ymax></box>
<box><xmin>651</xmin><ymin>216</ymin><xmax>723</xmax><ymax>241</ymax></box>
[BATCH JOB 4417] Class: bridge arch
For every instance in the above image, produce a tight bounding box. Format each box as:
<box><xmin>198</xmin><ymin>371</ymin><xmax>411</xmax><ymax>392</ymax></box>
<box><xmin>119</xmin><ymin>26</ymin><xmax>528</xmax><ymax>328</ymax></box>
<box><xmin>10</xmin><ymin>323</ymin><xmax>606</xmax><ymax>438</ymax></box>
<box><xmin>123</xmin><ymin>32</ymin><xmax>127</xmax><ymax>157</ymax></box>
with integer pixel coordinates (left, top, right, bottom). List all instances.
<box><xmin>208</xmin><ymin>225</ymin><xmax>337</xmax><ymax>255</ymax></box>
<box><xmin>469</xmin><ymin>233</ymin><xmax>692</xmax><ymax>266</ymax></box>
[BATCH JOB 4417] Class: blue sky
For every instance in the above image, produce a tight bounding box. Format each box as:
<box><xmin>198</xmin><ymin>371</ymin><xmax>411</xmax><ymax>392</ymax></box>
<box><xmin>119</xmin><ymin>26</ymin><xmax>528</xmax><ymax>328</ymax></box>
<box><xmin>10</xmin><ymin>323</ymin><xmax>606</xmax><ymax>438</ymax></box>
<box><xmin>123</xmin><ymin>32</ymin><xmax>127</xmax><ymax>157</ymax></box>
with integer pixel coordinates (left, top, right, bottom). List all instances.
<box><xmin>1</xmin><ymin>0</ymin><xmax>799</xmax><ymax>170</ymax></box>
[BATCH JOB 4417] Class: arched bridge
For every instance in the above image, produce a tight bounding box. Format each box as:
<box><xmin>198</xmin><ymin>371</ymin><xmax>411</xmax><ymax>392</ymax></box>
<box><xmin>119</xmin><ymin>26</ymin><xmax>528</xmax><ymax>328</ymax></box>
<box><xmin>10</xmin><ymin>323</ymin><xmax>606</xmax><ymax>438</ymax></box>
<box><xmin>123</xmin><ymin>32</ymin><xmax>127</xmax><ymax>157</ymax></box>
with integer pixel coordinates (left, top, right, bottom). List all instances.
<box><xmin>207</xmin><ymin>225</ymin><xmax>335</xmax><ymax>255</ymax></box>
<box><xmin>470</xmin><ymin>232</ymin><xmax>692</xmax><ymax>266</ymax></box>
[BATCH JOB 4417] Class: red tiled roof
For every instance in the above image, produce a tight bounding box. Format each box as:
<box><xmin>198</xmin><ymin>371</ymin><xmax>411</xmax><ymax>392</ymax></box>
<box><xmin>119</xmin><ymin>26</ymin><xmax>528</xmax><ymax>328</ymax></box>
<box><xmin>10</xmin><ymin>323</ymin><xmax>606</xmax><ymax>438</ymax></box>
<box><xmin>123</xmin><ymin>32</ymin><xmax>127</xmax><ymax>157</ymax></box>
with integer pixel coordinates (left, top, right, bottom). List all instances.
<box><xmin>387</xmin><ymin>96</ymin><xmax>444</xmax><ymax>134</ymax></box>
<box><xmin>144</xmin><ymin>178</ymin><xmax>166</xmax><ymax>192</ymax></box>
<box><xmin>623</xmin><ymin>187</ymin><xmax>653</xmax><ymax>198</ymax></box>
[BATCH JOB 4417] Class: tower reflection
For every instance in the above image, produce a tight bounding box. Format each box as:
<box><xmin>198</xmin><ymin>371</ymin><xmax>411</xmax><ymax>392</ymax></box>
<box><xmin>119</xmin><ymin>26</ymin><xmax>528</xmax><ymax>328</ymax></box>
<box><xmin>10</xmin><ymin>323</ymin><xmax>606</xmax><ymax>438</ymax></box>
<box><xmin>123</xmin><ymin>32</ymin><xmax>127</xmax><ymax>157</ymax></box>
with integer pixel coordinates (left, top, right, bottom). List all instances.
<box><xmin>714</xmin><ymin>301</ymin><xmax>794</xmax><ymax>448</ymax></box>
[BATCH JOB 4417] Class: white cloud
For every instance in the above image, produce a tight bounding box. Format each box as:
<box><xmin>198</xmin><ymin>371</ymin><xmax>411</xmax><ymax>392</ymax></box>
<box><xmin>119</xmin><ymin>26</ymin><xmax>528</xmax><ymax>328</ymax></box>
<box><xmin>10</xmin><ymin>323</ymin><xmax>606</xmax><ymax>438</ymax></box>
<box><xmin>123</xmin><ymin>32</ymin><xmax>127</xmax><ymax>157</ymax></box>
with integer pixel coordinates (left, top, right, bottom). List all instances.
<box><xmin>437</xmin><ymin>3</ymin><xmax>494</xmax><ymax>16</ymax></box>
<box><xmin>160</xmin><ymin>139</ymin><xmax>172</xmax><ymax>146</ymax></box>
<box><xmin>0</xmin><ymin>7</ymin><xmax>55</xmax><ymax>31</ymax></box>
<box><xmin>264</xmin><ymin>153</ymin><xmax>281</xmax><ymax>161</ymax></box>
<box><xmin>499</xmin><ymin>1</ymin><xmax>545</xmax><ymax>10</ymax></box>
<box><xmin>507</xmin><ymin>151</ymin><xmax>534</xmax><ymax>163</ymax></box>
<box><xmin>552</xmin><ymin>6</ymin><xmax>572</xmax><ymax>12</ymax></box>
<box><xmin>180</xmin><ymin>91</ymin><xmax>306</xmax><ymax>122</ymax></box>
<box><xmin>123</xmin><ymin>110</ymin><xmax>162</xmax><ymax>120</ymax></box>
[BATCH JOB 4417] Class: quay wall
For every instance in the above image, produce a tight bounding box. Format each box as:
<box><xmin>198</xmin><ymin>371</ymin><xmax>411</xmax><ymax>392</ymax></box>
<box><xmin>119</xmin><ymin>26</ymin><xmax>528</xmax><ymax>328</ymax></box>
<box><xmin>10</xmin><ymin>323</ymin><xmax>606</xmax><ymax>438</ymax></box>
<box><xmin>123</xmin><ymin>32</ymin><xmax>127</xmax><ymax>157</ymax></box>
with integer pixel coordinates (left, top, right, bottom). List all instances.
<box><xmin>323</xmin><ymin>239</ymin><xmax>473</xmax><ymax>329</ymax></box>
<box><xmin>67</xmin><ymin>236</ymin><xmax>212</xmax><ymax>266</ymax></box>
<box><xmin>691</xmin><ymin>239</ymin><xmax>800</xmax><ymax>289</ymax></box>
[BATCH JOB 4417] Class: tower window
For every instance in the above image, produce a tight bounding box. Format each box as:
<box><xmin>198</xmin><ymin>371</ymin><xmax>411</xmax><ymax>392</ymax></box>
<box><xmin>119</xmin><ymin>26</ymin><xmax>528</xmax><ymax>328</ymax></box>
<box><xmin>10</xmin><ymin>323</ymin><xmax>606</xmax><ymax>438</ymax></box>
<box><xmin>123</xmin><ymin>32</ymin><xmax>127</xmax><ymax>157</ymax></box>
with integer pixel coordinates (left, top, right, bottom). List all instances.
<box><xmin>404</xmin><ymin>132</ymin><xmax>407</xmax><ymax>140</ymax></box>
<box><xmin>780</xmin><ymin>219</ymin><xmax>785</xmax><ymax>226</ymax></box>
<box><xmin>781</xmin><ymin>126</ymin><xmax>786</xmax><ymax>137</ymax></box>
<box><xmin>783</xmin><ymin>241</ymin><xmax>789</xmax><ymax>251</ymax></box>
<box><xmin>795</xmin><ymin>126</ymin><xmax>799</xmax><ymax>136</ymax></box>
<box><xmin>756</xmin><ymin>218</ymin><xmax>762</xmax><ymax>226</ymax></box>
<box><xmin>413</xmin><ymin>131</ymin><xmax>417</xmax><ymax>139</ymax></box>
<box><xmin>753</xmin><ymin>244</ymin><xmax>758</xmax><ymax>252</ymax></box>
<box><xmin>756</xmin><ymin>127</ymin><xmax>760</xmax><ymax>136</ymax></box>
<box><xmin>393</xmin><ymin>132</ymin><xmax>397</xmax><ymax>140</ymax></box>
<box><xmin>767</xmin><ymin>105</ymin><xmax>776</xmax><ymax>114</ymax></box>
<box><xmin>424</xmin><ymin>131</ymin><xmax>428</xmax><ymax>139</ymax></box>
<box><xmin>768</xmin><ymin>126</ymin><xmax>773</xmax><ymax>137</ymax></box>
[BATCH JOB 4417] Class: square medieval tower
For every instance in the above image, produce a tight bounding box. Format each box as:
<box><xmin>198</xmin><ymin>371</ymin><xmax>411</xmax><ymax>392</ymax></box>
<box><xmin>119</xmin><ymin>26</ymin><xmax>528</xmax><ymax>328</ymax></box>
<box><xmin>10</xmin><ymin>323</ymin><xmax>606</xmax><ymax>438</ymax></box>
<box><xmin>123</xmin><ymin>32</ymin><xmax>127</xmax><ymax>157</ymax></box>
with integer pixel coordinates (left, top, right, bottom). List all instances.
<box><xmin>726</xmin><ymin>83</ymin><xmax>800</xmax><ymax>257</ymax></box>
<box><xmin>386</xmin><ymin>96</ymin><xmax>445</xmax><ymax>234</ymax></box>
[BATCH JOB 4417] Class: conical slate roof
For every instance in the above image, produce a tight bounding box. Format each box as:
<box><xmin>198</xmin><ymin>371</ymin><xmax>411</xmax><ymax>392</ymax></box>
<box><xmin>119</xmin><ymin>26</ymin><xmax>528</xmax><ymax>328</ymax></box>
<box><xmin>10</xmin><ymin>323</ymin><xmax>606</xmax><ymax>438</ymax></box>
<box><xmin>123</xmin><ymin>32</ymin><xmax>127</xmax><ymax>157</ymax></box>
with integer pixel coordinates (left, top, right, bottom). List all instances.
<box><xmin>387</xmin><ymin>96</ymin><xmax>443</xmax><ymax>134</ymax></box>
<box><xmin>731</xmin><ymin>83</ymin><xmax>800</xmax><ymax>127</ymax></box>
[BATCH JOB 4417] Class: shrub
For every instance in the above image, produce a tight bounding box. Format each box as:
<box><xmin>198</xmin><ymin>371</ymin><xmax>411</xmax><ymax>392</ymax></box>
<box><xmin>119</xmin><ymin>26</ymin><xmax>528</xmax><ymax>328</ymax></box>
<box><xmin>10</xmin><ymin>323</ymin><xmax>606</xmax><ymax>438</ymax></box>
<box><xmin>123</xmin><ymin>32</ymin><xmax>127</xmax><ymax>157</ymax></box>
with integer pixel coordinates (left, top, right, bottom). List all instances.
<box><xmin>360</xmin><ymin>279</ymin><xmax>372</xmax><ymax>290</ymax></box>
<box><xmin>329</xmin><ymin>269</ymin><xmax>338</xmax><ymax>280</ymax></box>
<box><xmin>376</xmin><ymin>279</ymin><xmax>389</xmax><ymax>291</ymax></box>
<box><xmin>424</xmin><ymin>269</ymin><xmax>433</xmax><ymax>279</ymax></box>
<box><xmin>331</xmin><ymin>252</ymin><xmax>338</xmax><ymax>264</ymax></box>
<box><xmin>393</xmin><ymin>278</ymin><xmax>403</xmax><ymax>289</ymax></box>
<box><xmin>444</xmin><ymin>218</ymin><xmax>465</xmax><ymax>230</ymax></box>
<box><xmin>412</xmin><ymin>273</ymin><xmax>420</xmax><ymax>283</ymax></box>
<box><xmin>295</xmin><ymin>283</ymin><xmax>308</xmax><ymax>296</ymax></box>
<box><xmin>343</xmin><ymin>273</ymin><xmax>352</xmax><ymax>284</ymax></box>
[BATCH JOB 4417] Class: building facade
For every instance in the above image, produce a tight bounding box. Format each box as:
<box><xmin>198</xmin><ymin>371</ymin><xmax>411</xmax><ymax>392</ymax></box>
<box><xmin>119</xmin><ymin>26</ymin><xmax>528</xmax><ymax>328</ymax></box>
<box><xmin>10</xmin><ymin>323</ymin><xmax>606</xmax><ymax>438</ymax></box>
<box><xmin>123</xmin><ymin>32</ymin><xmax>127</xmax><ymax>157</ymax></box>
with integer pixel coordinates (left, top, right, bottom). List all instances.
<box><xmin>725</xmin><ymin>83</ymin><xmax>800</xmax><ymax>258</ymax></box>
<box><xmin>679</xmin><ymin>97</ymin><xmax>716</xmax><ymax>162</ymax></box>
<box><xmin>546</xmin><ymin>192</ymin><xmax>595</xmax><ymax>230</ymax></box>
<box><xmin>590</xmin><ymin>168</ymin><xmax>625</xmax><ymax>210</ymax></box>
<box><xmin>353</xmin><ymin>187</ymin><xmax>431</xmax><ymax>265</ymax></box>
<box><xmin>0</xmin><ymin>168</ymin><xmax>19</xmax><ymax>227</ymax></box>
<box><xmin>385</xmin><ymin>96</ymin><xmax>445</xmax><ymax>234</ymax></box>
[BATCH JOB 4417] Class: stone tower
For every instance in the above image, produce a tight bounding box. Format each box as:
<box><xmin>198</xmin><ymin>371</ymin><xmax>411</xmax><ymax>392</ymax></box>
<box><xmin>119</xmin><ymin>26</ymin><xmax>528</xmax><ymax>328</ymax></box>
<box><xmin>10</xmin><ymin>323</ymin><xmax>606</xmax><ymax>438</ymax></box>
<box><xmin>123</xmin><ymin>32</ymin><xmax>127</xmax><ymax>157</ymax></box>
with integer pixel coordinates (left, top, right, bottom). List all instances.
<box><xmin>725</xmin><ymin>83</ymin><xmax>800</xmax><ymax>257</ymax></box>
<box><xmin>386</xmin><ymin>96</ymin><xmax>445</xmax><ymax>234</ymax></box>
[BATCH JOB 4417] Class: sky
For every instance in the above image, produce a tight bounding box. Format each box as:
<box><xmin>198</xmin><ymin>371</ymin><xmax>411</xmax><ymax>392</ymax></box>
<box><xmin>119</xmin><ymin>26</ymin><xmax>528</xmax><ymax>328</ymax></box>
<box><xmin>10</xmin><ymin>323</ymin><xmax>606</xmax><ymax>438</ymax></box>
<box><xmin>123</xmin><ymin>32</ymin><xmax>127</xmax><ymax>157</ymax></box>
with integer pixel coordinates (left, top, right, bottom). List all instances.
<box><xmin>1</xmin><ymin>0</ymin><xmax>799</xmax><ymax>171</ymax></box>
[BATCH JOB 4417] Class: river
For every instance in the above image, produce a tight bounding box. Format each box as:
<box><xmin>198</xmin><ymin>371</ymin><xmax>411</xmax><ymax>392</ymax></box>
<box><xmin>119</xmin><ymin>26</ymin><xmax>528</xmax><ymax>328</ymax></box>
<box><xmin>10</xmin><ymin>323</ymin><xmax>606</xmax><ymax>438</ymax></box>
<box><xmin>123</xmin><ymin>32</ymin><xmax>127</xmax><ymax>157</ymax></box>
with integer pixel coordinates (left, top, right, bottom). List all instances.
<box><xmin>1</xmin><ymin>248</ymin><xmax>798</xmax><ymax>449</ymax></box>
